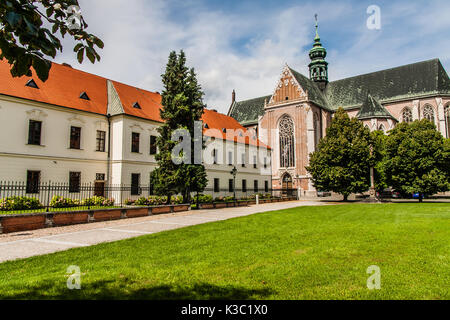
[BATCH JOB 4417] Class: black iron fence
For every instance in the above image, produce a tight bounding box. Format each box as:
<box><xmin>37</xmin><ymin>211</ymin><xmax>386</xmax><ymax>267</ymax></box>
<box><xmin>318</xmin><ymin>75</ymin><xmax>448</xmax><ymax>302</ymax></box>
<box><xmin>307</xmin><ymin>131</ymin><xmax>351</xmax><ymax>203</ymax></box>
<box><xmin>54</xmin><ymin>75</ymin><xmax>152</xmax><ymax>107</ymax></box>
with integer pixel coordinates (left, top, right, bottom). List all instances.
<box><xmin>0</xmin><ymin>181</ymin><xmax>298</xmax><ymax>214</ymax></box>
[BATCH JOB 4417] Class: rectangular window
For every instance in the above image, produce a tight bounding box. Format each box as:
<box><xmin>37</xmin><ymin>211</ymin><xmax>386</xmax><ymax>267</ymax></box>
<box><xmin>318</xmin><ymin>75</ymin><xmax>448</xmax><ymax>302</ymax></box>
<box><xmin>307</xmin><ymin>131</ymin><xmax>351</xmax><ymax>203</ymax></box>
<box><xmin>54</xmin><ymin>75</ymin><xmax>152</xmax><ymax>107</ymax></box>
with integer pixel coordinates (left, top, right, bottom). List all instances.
<box><xmin>150</xmin><ymin>135</ymin><xmax>157</xmax><ymax>155</ymax></box>
<box><xmin>264</xmin><ymin>158</ymin><xmax>267</xmax><ymax>169</ymax></box>
<box><xmin>253</xmin><ymin>155</ymin><xmax>257</xmax><ymax>169</ymax></box>
<box><xmin>229</xmin><ymin>179</ymin><xmax>234</xmax><ymax>192</ymax></box>
<box><xmin>96</xmin><ymin>173</ymin><xmax>106</xmax><ymax>181</ymax></box>
<box><xmin>96</xmin><ymin>130</ymin><xmax>106</xmax><ymax>152</ymax></box>
<box><xmin>70</xmin><ymin>126</ymin><xmax>81</xmax><ymax>149</ymax></box>
<box><xmin>254</xmin><ymin>180</ymin><xmax>258</xmax><ymax>193</ymax></box>
<box><xmin>131</xmin><ymin>132</ymin><xmax>140</xmax><ymax>153</ymax></box>
<box><xmin>26</xmin><ymin>170</ymin><xmax>40</xmax><ymax>194</ymax></box>
<box><xmin>213</xmin><ymin>149</ymin><xmax>218</xmax><ymax>164</ymax></box>
<box><xmin>228</xmin><ymin>151</ymin><xmax>233</xmax><ymax>166</ymax></box>
<box><xmin>265</xmin><ymin>181</ymin><xmax>269</xmax><ymax>193</ymax></box>
<box><xmin>242</xmin><ymin>179</ymin><xmax>247</xmax><ymax>193</ymax></box>
<box><xmin>241</xmin><ymin>153</ymin><xmax>246</xmax><ymax>167</ymax></box>
<box><xmin>214</xmin><ymin>178</ymin><xmax>220</xmax><ymax>193</ymax></box>
<box><xmin>28</xmin><ymin>120</ymin><xmax>42</xmax><ymax>145</ymax></box>
<box><xmin>131</xmin><ymin>173</ymin><xmax>141</xmax><ymax>195</ymax></box>
<box><xmin>69</xmin><ymin>172</ymin><xmax>81</xmax><ymax>193</ymax></box>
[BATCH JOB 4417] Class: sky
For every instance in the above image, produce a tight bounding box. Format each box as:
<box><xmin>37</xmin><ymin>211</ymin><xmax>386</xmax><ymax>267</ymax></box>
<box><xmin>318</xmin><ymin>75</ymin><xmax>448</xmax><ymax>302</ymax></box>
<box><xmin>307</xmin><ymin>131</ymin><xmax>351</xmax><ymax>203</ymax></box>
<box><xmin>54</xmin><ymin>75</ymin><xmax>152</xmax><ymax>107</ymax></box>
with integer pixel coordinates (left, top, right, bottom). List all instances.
<box><xmin>54</xmin><ymin>0</ymin><xmax>450</xmax><ymax>114</ymax></box>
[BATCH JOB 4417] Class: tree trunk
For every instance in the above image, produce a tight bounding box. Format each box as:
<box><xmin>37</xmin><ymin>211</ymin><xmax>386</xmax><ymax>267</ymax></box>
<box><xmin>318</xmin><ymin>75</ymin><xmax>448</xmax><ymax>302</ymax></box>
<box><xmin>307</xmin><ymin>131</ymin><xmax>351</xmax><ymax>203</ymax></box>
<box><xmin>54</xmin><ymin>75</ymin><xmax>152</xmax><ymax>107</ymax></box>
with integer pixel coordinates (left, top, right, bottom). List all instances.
<box><xmin>166</xmin><ymin>193</ymin><xmax>171</xmax><ymax>205</ymax></box>
<box><xmin>419</xmin><ymin>193</ymin><xmax>423</xmax><ymax>203</ymax></box>
<box><xmin>343</xmin><ymin>194</ymin><xmax>349</xmax><ymax>202</ymax></box>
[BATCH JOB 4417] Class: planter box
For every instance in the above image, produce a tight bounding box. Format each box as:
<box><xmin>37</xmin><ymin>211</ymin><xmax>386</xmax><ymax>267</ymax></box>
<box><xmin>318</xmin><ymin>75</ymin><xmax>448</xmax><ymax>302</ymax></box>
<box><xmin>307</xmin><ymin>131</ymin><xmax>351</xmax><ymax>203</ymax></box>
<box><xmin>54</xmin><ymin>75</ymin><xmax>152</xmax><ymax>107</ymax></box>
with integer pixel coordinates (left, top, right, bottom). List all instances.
<box><xmin>226</xmin><ymin>202</ymin><xmax>236</xmax><ymax>207</ymax></box>
<box><xmin>248</xmin><ymin>201</ymin><xmax>257</xmax><ymax>205</ymax></box>
<box><xmin>238</xmin><ymin>201</ymin><xmax>248</xmax><ymax>207</ymax></box>
<box><xmin>94</xmin><ymin>210</ymin><xmax>121</xmax><ymax>222</ymax></box>
<box><xmin>151</xmin><ymin>206</ymin><xmax>172</xmax><ymax>215</ymax></box>
<box><xmin>53</xmin><ymin>213</ymin><xmax>89</xmax><ymax>226</ymax></box>
<box><xmin>173</xmin><ymin>204</ymin><xmax>190</xmax><ymax>212</ymax></box>
<box><xmin>126</xmin><ymin>208</ymin><xmax>149</xmax><ymax>218</ymax></box>
<box><xmin>214</xmin><ymin>202</ymin><xmax>227</xmax><ymax>209</ymax></box>
<box><xmin>1</xmin><ymin>215</ymin><xmax>46</xmax><ymax>233</ymax></box>
<box><xmin>199</xmin><ymin>203</ymin><xmax>214</xmax><ymax>209</ymax></box>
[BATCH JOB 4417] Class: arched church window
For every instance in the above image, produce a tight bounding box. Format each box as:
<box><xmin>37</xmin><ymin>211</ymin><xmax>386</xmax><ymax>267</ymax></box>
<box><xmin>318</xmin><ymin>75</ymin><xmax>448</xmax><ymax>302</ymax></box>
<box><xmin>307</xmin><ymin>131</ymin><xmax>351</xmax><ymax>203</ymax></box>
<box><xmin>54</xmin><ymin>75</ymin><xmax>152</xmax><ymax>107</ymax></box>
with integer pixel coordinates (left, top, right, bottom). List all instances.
<box><xmin>313</xmin><ymin>113</ymin><xmax>321</xmax><ymax>150</ymax></box>
<box><xmin>402</xmin><ymin>108</ymin><xmax>413</xmax><ymax>123</ymax></box>
<box><xmin>445</xmin><ymin>105</ymin><xmax>450</xmax><ymax>138</ymax></box>
<box><xmin>423</xmin><ymin>105</ymin><xmax>435</xmax><ymax>124</ymax></box>
<box><xmin>279</xmin><ymin>115</ymin><xmax>295</xmax><ymax>168</ymax></box>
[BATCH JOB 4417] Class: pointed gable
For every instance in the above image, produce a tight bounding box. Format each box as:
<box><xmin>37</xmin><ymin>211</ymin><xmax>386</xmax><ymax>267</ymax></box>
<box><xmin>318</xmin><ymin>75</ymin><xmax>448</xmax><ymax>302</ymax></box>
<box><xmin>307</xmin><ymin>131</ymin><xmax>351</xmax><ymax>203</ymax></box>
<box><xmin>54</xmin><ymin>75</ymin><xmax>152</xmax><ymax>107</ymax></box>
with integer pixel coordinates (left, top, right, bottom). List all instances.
<box><xmin>357</xmin><ymin>93</ymin><xmax>396</xmax><ymax>120</ymax></box>
<box><xmin>270</xmin><ymin>66</ymin><xmax>307</xmax><ymax>104</ymax></box>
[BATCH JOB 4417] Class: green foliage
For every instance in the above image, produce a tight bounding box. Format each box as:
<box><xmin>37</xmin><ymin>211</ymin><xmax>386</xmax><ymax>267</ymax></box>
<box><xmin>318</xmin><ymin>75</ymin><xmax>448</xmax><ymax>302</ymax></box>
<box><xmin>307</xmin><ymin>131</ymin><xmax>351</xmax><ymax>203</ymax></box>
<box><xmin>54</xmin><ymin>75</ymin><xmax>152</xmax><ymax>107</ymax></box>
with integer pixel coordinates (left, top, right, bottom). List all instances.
<box><xmin>371</xmin><ymin>130</ymin><xmax>389</xmax><ymax>191</ymax></box>
<box><xmin>81</xmin><ymin>196</ymin><xmax>114</xmax><ymax>207</ymax></box>
<box><xmin>194</xmin><ymin>194</ymin><xmax>213</xmax><ymax>204</ymax></box>
<box><xmin>49</xmin><ymin>196</ymin><xmax>79</xmax><ymax>208</ymax></box>
<box><xmin>0</xmin><ymin>0</ymin><xmax>103</xmax><ymax>82</ymax></box>
<box><xmin>128</xmin><ymin>195</ymin><xmax>185</xmax><ymax>207</ymax></box>
<box><xmin>306</xmin><ymin>108</ymin><xmax>375</xmax><ymax>201</ymax></box>
<box><xmin>385</xmin><ymin>120</ymin><xmax>449</xmax><ymax>199</ymax></box>
<box><xmin>152</xmin><ymin>51</ymin><xmax>207</xmax><ymax>203</ymax></box>
<box><xmin>0</xmin><ymin>196</ymin><xmax>43</xmax><ymax>211</ymax></box>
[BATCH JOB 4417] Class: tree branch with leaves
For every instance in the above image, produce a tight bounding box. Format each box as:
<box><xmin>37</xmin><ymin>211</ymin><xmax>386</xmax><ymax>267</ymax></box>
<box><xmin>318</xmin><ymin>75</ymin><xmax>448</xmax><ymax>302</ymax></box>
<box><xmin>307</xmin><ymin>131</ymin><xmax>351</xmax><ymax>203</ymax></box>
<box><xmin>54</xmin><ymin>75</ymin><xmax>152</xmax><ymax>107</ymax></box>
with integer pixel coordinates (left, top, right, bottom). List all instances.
<box><xmin>0</xmin><ymin>0</ymin><xmax>103</xmax><ymax>82</ymax></box>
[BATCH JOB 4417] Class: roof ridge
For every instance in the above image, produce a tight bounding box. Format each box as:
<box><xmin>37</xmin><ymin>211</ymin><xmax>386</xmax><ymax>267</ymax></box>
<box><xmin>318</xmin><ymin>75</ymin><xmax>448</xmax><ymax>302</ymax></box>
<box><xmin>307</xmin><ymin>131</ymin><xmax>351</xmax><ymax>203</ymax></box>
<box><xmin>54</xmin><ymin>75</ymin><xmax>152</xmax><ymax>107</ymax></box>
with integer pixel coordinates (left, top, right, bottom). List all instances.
<box><xmin>330</xmin><ymin>58</ymin><xmax>441</xmax><ymax>84</ymax></box>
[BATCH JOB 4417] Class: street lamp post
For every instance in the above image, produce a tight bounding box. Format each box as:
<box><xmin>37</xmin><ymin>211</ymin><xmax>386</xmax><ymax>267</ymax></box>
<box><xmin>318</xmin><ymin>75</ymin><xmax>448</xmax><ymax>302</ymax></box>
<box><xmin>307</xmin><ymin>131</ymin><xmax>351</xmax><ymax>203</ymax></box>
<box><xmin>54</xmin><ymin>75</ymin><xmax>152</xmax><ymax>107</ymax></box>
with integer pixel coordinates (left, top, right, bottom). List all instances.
<box><xmin>230</xmin><ymin>166</ymin><xmax>237</xmax><ymax>202</ymax></box>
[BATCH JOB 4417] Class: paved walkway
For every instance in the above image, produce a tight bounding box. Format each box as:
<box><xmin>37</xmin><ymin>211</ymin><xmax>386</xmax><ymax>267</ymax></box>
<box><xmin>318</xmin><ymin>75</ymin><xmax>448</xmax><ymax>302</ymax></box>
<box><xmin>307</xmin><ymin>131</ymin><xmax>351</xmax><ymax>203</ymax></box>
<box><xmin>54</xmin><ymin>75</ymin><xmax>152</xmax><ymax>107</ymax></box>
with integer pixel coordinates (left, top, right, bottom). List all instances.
<box><xmin>0</xmin><ymin>200</ymin><xmax>328</xmax><ymax>263</ymax></box>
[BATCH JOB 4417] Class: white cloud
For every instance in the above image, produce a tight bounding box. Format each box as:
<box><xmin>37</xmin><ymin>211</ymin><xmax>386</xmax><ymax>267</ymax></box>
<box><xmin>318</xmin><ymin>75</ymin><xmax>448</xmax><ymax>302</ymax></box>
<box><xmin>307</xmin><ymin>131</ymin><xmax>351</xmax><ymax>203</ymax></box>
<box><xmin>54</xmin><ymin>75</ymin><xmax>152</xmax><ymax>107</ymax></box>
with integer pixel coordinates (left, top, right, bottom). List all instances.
<box><xmin>54</xmin><ymin>0</ymin><xmax>450</xmax><ymax>115</ymax></box>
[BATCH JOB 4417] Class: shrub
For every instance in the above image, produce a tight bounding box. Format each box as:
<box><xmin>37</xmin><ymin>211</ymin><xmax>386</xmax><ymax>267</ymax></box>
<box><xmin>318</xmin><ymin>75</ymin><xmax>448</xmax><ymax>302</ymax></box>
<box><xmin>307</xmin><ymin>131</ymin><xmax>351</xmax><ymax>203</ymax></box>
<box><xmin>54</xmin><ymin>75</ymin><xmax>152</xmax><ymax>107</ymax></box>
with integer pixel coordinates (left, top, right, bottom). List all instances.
<box><xmin>82</xmin><ymin>196</ymin><xmax>115</xmax><ymax>207</ymax></box>
<box><xmin>224</xmin><ymin>196</ymin><xmax>235</xmax><ymax>202</ymax></box>
<box><xmin>171</xmin><ymin>195</ymin><xmax>184</xmax><ymax>204</ymax></box>
<box><xmin>124</xmin><ymin>199</ymin><xmax>135</xmax><ymax>205</ymax></box>
<box><xmin>49</xmin><ymin>196</ymin><xmax>80</xmax><ymax>208</ymax></box>
<box><xmin>194</xmin><ymin>194</ymin><xmax>213</xmax><ymax>204</ymax></box>
<box><xmin>0</xmin><ymin>196</ymin><xmax>43</xmax><ymax>211</ymax></box>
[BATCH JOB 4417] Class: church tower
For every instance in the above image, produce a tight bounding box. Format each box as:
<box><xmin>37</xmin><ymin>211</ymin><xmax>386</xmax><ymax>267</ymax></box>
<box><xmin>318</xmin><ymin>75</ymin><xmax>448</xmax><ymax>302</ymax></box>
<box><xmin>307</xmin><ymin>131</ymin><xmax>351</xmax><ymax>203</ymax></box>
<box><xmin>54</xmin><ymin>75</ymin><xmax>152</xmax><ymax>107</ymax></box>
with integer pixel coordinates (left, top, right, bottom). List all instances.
<box><xmin>308</xmin><ymin>15</ymin><xmax>328</xmax><ymax>91</ymax></box>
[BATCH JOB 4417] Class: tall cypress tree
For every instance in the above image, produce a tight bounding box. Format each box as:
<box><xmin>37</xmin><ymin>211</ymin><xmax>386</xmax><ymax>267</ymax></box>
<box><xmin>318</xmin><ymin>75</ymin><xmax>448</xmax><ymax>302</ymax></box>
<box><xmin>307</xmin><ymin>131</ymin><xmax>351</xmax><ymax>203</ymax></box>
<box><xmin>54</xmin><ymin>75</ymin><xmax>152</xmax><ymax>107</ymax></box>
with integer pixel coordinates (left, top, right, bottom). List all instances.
<box><xmin>151</xmin><ymin>51</ymin><xmax>207</xmax><ymax>204</ymax></box>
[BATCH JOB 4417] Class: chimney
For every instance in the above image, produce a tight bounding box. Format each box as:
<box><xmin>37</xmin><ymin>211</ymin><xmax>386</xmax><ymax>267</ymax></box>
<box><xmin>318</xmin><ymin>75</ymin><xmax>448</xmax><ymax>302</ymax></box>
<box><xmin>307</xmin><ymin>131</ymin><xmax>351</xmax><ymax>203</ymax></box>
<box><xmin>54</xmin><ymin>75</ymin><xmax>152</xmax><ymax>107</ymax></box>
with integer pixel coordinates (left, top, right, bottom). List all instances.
<box><xmin>232</xmin><ymin>90</ymin><xmax>236</xmax><ymax>103</ymax></box>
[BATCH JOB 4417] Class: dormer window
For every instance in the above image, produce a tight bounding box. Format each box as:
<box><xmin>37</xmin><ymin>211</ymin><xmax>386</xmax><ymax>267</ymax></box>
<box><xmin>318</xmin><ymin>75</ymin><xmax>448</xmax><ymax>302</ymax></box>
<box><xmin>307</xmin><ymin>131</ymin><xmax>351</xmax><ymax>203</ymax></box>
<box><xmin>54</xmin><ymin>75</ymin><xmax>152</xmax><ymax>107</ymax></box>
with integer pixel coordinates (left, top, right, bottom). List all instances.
<box><xmin>222</xmin><ymin>128</ymin><xmax>227</xmax><ymax>133</ymax></box>
<box><xmin>133</xmin><ymin>102</ymin><xmax>141</xmax><ymax>109</ymax></box>
<box><xmin>80</xmin><ymin>92</ymin><xmax>90</xmax><ymax>100</ymax></box>
<box><xmin>25</xmin><ymin>79</ymin><xmax>39</xmax><ymax>89</ymax></box>
<box><xmin>204</xmin><ymin>123</ymin><xmax>209</xmax><ymax>129</ymax></box>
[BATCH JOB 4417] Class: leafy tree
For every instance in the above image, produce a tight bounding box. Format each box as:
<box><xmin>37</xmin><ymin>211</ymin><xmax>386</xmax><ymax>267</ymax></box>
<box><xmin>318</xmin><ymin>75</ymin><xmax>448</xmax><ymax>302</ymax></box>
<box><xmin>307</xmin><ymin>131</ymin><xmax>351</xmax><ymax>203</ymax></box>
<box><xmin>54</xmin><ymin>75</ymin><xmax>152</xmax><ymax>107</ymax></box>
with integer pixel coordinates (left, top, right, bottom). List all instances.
<box><xmin>306</xmin><ymin>108</ymin><xmax>375</xmax><ymax>201</ymax></box>
<box><xmin>385</xmin><ymin>120</ymin><xmax>449</xmax><ymax>202</ymax></box>
<box><xmin>371</xmin><ymin>129</ymin><xmax>388</xmax><ymax>192</ymax></box>
<box><xmin>0</xmin><ymin>0</ymin><xmax>103</xmax><ymax>82</ymax></box>
<box><xmin>152</xmin><ymin>50</ymin><xmax>207</xmax><ymax>204</ymax></box>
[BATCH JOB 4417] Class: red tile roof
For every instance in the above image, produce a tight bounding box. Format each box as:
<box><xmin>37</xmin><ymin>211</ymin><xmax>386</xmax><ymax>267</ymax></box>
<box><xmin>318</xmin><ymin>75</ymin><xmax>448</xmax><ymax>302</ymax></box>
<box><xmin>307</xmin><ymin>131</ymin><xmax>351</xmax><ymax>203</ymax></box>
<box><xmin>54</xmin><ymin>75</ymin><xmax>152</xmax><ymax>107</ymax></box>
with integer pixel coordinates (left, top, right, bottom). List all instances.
<box><xmin>111</xmin><ymin>80</ymin><xmax>163</xmax><ymax>123</ymax></box>
<box><xmin>0</xmin><ymin>59</ymin><xmax>108</xmax><ymax>115</ymax></box>
<box><xmin>0</xmin><ymin>59</ymin><xmax>269</xmax><ymax>149</ymax></box>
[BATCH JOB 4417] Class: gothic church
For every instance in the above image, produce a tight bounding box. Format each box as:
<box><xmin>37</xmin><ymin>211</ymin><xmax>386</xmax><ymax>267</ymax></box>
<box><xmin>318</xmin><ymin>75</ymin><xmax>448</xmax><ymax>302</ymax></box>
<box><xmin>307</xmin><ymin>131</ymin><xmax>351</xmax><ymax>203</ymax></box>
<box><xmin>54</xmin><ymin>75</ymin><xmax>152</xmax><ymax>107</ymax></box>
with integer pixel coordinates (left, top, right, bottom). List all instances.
<box><xmin>228</xmin><ymin>21</ymin><xmax>450</xmax><ymax>195</ymax></box>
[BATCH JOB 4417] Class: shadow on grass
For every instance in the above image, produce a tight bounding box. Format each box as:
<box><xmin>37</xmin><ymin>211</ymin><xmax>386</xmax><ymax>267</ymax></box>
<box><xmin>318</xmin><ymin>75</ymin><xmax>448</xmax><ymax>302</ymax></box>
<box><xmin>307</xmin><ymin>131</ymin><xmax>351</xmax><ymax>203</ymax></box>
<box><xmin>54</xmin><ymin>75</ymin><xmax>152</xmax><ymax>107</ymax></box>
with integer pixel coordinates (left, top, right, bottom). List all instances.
<box><xmin>0</xmin><ymin>280</ymin><xmax>274</xmax><ymax>300</ymax></box>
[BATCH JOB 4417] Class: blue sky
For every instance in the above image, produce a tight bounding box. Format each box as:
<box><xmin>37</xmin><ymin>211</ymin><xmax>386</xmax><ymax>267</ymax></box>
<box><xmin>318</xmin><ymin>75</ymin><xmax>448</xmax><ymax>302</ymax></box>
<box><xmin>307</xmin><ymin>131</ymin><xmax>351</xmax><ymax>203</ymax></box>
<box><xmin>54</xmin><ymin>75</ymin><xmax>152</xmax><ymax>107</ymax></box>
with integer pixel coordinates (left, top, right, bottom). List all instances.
<box><xmin>56</xmin><ymin>0</ymin><xmax>450</xmax><ymax>113</ymax></box>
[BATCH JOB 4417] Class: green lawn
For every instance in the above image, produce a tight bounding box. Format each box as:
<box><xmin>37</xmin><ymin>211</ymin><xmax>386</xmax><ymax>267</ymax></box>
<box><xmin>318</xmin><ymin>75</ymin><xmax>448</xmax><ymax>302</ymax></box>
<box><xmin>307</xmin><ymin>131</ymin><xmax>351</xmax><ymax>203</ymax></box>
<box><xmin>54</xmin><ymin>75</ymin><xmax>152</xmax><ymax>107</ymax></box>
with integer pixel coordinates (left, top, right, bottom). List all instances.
<box><xmin>0</xmin><ymin>203</ymin><xmax>449</xmax><ymax>300</ymax></box>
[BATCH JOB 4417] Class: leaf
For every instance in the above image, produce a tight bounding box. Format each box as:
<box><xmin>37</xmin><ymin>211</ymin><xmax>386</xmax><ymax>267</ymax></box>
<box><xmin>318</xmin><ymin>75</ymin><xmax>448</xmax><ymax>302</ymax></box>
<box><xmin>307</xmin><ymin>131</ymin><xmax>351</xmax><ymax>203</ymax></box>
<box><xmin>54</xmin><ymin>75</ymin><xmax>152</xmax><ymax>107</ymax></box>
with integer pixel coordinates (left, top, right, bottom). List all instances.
<box><xmin>5</xmin><ymin>12</ymin><xmax>22</xmax><ymax>28</ymax></box>
<box><xmin>86</xmin><ymin>47</ymin><xmax>95</xmax><ymax>63</ymax></box>
<box><xmin>73</xmin><ymin>43</ymin><xmax>83</xmax><ymax>52</ymax></box>
<box><xmin>32</xmin><ymin>56</ymin><xmax>52</xmax><ymax>82</ymax></box>
<box><xmin>77</xmin><ymin>47</ymin><xmax>85</xmax><ymax>63</ymax></box>
<box><xmin>94</xmin><ymin>37</ymin><xmax>104</xmax><ymax>49</ymax></box>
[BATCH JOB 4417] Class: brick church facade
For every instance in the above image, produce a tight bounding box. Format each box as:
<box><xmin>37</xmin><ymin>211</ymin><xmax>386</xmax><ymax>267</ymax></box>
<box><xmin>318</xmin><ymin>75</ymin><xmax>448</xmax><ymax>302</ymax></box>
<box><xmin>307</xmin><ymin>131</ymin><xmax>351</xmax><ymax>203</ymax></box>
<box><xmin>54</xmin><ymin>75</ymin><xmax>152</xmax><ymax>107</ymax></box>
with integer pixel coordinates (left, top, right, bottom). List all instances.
<box><xmin>228</xmin><ymin>21</ymin><xmax>450</xmax><ymax>196</ymax></box>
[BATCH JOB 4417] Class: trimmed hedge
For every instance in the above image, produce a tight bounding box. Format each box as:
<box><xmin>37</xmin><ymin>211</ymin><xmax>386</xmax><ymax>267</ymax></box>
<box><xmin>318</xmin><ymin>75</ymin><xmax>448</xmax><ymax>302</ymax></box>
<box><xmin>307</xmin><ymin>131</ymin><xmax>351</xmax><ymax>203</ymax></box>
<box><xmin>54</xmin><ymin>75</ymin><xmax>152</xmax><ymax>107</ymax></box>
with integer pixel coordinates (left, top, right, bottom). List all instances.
<box><xmin>0</xmin><ymin>196</ymin><xmax>43</xmax><ymax>211</ymax></box>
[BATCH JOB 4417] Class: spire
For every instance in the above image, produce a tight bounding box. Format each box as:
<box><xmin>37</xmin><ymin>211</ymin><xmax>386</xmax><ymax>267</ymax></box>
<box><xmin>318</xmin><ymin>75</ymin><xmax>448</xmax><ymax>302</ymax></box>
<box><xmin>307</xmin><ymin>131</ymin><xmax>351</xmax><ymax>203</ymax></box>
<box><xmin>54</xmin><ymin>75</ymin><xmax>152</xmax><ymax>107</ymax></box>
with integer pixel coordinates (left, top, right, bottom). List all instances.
<box><xmin>309</xmin><ymin>14</ymin><xmax>328</xmax><ymax>90</ymax></box>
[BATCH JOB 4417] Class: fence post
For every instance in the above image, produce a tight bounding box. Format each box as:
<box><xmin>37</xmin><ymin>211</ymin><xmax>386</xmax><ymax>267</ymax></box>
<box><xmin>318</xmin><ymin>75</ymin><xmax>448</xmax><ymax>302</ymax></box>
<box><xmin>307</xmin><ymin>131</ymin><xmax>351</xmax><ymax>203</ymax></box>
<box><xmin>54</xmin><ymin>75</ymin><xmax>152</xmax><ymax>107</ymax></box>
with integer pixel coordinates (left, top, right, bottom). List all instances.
<box><xmin>46</xmin><ymin>181</ymin><xmax>51</xmax><ymax>212</ymax></box>
<box><xmin>256</xmin><ymin>194</ymin><xmax>259</xmax><ymax>205</ymax></box>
